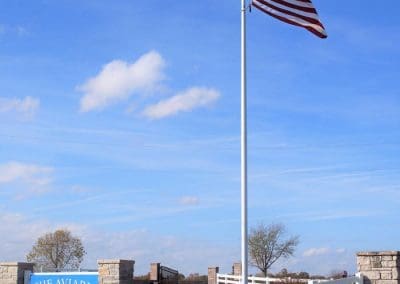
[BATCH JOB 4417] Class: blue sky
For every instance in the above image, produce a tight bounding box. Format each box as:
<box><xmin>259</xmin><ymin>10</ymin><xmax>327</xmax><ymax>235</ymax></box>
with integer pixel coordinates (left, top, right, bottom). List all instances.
<box><xmin>0</xmin><ymin>0</ymin><xmax>399</xmax><ymax>276</ymax></box>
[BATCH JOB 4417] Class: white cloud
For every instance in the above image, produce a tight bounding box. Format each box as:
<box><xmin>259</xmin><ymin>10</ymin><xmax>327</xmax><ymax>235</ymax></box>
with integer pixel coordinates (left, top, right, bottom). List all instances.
<box><xmin>81</xmin><ymin>228</ymin><xmax>237</xmax><ymax>274</ymax></box>
<box><xmin>0</xmin><ymin>161</ymin><xmax>53</xmax><ymax>196</ymax></box>
<box><xmin>142</xmin><ymin>87</ymin><xmax>220</xmax><ymax>119</ymax></box>
<box><xmin>78</xmin><ymin>51</ymin><xmax>166</xmax><ymax>112</ymax></box>
<box><xmin>336</xmin><ymin>248</ymin><xmax>346</xmax><ymax>254</ymax></box>
<box><xmin>303</xmin><ymin>247</ymin><xmax>331</xmax><ymax>257</ymax></box>
<box><xmin>179</xmin><ymin>196</ymin><xmax>200</xmax><ymax>206</ymax></box>
<box><xmin>0</xmin><ymin>213</ymin><xmax>86</xmax><ymax>264</ymax></box>
<box><xmin>0</xmin><ymin>96</ymin><xmax>40</xmax><ymax>117</ymax></box>
<box><xmin>0</xmin><ymin>212</ymin><xmax>237</xmax><ymax>275</ymax></box>
<box><xmin>0</xmin><ymin>24</ymin><xmax>28</xmax><ymax>36</ymax></box>
<box><xmin>16</xmin><ymin>26</ymin><xmax>28</xmax><ymax>36</ymax></box>
<box><xmin>77</xmin><ymin>52</ymin><xmax>221</xmax><ymax>119</ymax></box>
<box><xmin>281</xmin><ymin>248</ymin><xmax>355</xmax><ymax>276</ymax></box>
<box><xmin>0</xmin><ymin>211</ymin><xmax>355</xmax><ymax>276</ymax></box>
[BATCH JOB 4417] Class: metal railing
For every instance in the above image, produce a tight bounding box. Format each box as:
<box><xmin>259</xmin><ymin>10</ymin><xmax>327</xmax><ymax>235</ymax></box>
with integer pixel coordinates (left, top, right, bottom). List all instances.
<box><xmin>216</xmin><ymin>274</ymin><xmax>363</xmax><ymax>284</ymax></box>
<box><xmin>307</xmin><ymin>274</ymin><xmax>363</xmax><ymax>284</ymax></box>
<box><xmin>216</xmin><ymin>274</ymin><xmax>293</xmax><ymax>284</ymax></box>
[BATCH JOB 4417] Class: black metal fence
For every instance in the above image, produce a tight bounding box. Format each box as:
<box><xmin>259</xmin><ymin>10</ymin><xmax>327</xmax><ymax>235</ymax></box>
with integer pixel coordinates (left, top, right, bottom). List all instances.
<box><xmin>159</xmin><ymin>265</ymin><xmax>179</xmax><ymax>284</ymax></box>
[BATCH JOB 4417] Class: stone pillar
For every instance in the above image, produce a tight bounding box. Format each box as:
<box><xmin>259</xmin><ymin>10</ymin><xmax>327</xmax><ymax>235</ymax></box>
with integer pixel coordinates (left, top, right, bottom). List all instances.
<box><xmin>357</xmin><ymin>251</ymin><xmax>400</xmax><ymax>284</ymax></box>
<box><xmin>208</xmin><ymin>267</ymin><xmax>219</xmax><ymax>284</ymax></box>
<box><xmin>232</xmin><ymin>263</ymin><xmax>242</xmax><ymax>276</ymax></box>
<box><xmin>98</xmin><ymin>259</ymin><xmax>135</xmax><ymax>284</ymax></box>
<box><xmin>150</xmin><ymin>263</ymin><xmax>161</xmax><ymax>282</ymax></box>
<box><xmin>0</xmin><ymin>262</ymin><xmax>34</xmax><ymax>284</ymax></box>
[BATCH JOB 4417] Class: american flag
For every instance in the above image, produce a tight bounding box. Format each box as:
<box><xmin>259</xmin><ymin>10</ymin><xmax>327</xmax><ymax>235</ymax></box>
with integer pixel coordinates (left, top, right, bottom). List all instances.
<box><xmin>252</xmin><ymin>0</ymin><xmax>327</xmax><ymax>38</ymax></box>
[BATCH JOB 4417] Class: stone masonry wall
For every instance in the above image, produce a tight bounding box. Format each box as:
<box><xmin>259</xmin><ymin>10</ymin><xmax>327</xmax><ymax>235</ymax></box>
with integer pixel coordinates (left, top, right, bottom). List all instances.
<box><xmin>208</xmin><ymin>267</ymin><xmax>219</xmax><ymax>284</ymax></box>
<box><xmin>232</xmin><ymin>263</ymin><xmax>242</xmax><ymax>276</ymax></box>
<box><xmin>150</xmin><ymin>263</ymin><xmax>161</xmax><ymax>282</ymax></box>
<box><xmin>357</xmin><ymin>251</ymin><xmax>400</xmax><ymax>284</ymax></box>
<box><xmin>0</xmin><ymin>262</ymin><xmax>34</xmax><ymax>284</ymax></box>
<box><xmin>98</xmin><ymin>259</ymin><xmax>135</xmax><ymax>284</ymax></box>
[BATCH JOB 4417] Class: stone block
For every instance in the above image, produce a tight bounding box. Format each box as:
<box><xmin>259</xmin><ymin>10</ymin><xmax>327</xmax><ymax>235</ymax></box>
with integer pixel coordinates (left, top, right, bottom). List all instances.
<box><xmin>382</xmin><ymin>261</ymin><xmax>397</xmax><ymax>268</ymax></box>
<box><xmin>380</xmin><ymin>272</ymin><xmax>392</xmax><ymax>280</ymax></box>
<box><xmin>382</xmin><ymin>256</ymin><xmax>393</xmax><ymax>261</ymax></box>
<box><xmin>363</xmin><ymin>271</ymin><xmax>381</xmax><ymax>280</ymax></box>
<box><xmin>372</xmin><ymin>261</ymin><xmax>383</xmax><ymax>269</ymax></box>
<box><xmin>392</xmin><ymin>269</ymin><xmax>399</xmax><ymax>280</ymax></box>
<box><xmin>359</xmin><ymin>257</ymin><xmax>371</xmax><ymax>265</ymax></box>
<box><xmin>375</xmin><ymin>280</ymin><xmax>398</xmax><ymax>284</ymax></box>
<box><xmin>360</xmin><ymin>264</ymin><xmax>372</xmax><ymax>271</ymax></box>
<box><xmin>7</xmin><ymin>267</ymin><xmax>18</xmax><ymax>274</ymax></box>
<box><xmin>100</xmin><ymin>281</ymin><xmax>120</xmax><ymax>284</ymax></box>
<box><xmin>109</xmin><ymin>268</ymin><xmax>119</xmax><ymax>275</ymax></box>
<box><xmin>98</xmin><ymin>267</ymin><xmax>110</xmax><ymax>275</ymax></box>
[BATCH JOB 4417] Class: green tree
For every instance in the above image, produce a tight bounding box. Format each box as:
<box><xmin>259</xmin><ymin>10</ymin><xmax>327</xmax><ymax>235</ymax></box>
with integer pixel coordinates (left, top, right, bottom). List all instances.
<box><xmin>27</xmin><ymin>229</ymin><xmax>86</xmax><ymax>271</ymax></box>
<box><xmin>249</xmin><ymin>223</ymin><xmax>299</xmax><ymax>276</ymax></box>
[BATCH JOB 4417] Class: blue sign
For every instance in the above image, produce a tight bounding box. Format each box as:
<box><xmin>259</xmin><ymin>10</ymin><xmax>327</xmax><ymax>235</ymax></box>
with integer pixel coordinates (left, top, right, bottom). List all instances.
<box><xmin>30</xmin><ymin>272</ymin><xmax>98</xmax><ymax>284</ymax></box>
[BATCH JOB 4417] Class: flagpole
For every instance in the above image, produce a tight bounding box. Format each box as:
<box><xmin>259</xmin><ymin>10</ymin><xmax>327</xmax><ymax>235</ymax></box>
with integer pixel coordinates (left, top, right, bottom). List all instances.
<box><xmin>241</xmin><ymin>1</ymin><xmax>248</xmax><ymax>284</ymax></box>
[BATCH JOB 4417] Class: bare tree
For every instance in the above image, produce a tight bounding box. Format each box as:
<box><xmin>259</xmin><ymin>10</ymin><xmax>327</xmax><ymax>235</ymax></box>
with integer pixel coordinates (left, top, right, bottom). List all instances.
<box><xmin>248</xmin><ymin>223</ymin><xmax>299</xmax><ymax>276</ymax></box>
<box><xmin>26</xmin><ymin>229</ymin><xmax>86</xmax><ymax>271</ymax></box>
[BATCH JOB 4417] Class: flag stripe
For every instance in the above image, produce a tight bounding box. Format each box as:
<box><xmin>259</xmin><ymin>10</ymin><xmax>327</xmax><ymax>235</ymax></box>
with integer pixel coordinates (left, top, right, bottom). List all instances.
<box><xmin>256</xmin><ymin>0</ymin><xmax>321</xmax><ymax>25</ymax></box>
<box><xmin>252</xmin><ymin>1</ymin><xmax>327</xmax><ymax>38</ymax></box>
<box><xmin>280</xmin><ymin>0</ymin><xmax>316</xmax><ymax>9</ymax></box>
<box><xmin>270</xmin><ymin>0</ymin><xmax>317</xmax><ymax>13</ymax></box>
<box><xmin>252</xmin><ymin>0</ymin><xmax>327</xmax><ymax>38</ymax></box>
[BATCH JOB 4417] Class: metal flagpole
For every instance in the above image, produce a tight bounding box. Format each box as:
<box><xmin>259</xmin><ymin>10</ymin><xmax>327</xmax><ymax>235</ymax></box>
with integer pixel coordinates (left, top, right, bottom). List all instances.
<box><xmin>241</xmin><ymin>1</ymin><xmax>248</xmax><ymax>284</ymax></box>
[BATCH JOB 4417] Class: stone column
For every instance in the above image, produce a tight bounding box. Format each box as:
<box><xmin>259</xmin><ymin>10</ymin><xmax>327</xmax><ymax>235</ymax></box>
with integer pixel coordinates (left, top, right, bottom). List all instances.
<box><xmin>98</xmin><ymin>259</ymin><xmax>135</xmax><ymax>284</ymax></box>
<box><xmin>208</xmin><ymin>267</ymin><xmax>219</xmax><ymax>284</ymax></box>
<box><xmin>232</xmin><ymin>263</ymin><xmax>242</xmax><ymax>276</ymax></box>
<box><xmin>357</xmin><ymin>251</ymin><xmax>400</xmax><ymax>284</ymax></box>
<box><xmin>150</xmin><ymin>263</ymin><xmax>161</xmax><ymax>283</ymax></box>
<box><xmin>0</xmin><ymin>262</ymin><xmax>34</xmax><ymax>284</ymax></box>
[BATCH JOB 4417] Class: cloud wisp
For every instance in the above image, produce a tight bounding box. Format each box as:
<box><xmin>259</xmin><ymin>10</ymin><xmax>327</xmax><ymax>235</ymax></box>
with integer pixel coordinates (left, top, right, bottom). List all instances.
<box><xmin>142</xmin><ymin>87</ymin><xmax>220</xmax><ymax>119</ymax></box>
<box><xmin>0</xmin><ymin>212</ymin><xmax>237</xmax><ymax>275</ymax></box>
<box><xmin>0</xmin><ymin>161</ymin><xmax>53</xmax><ymax>196</ymax></box>
<box><xmin>78</xmin><ymin>51</ymin><xmax>166</xmax><ymax>112</ymax></box>
<box><xmin>179</xmin><ymin>196</ymin><xmax>200</xmax><ymax>206</ymax></box>
<box><xmin>0</xmin><ymin>24</ymin><xmax>28</xmax><ymax>36</ymax></box>
<box><xmin>303</xmin><ymin>247</ymin><xmax>331</xmax><ymax>257</ymax></box>
<box><xmin>0</xmin><ymin>96</ymin><xmax>40</xmax><ymax>118</ymax></box>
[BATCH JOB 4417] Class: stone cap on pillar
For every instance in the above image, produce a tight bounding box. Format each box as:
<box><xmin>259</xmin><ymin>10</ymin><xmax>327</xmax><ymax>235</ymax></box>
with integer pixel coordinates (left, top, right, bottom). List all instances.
<box><xmin>98</xmin><ymin>259</ymin><xmax>136</xmax><ymax>264</ymax></box>
<box><xmin>208</xmin><ymin>267</ymin><xmax>219</xmax><ymax>273</ymax></box>
<box><xmin>0</xmin><ymin>262</ymin><xmax>34</xmax><ymax>266</ymax></box>
<box><xmin>357</xmin><ymin>251</ymin><xmax>400</xmax><ymax>256</ymax></box>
